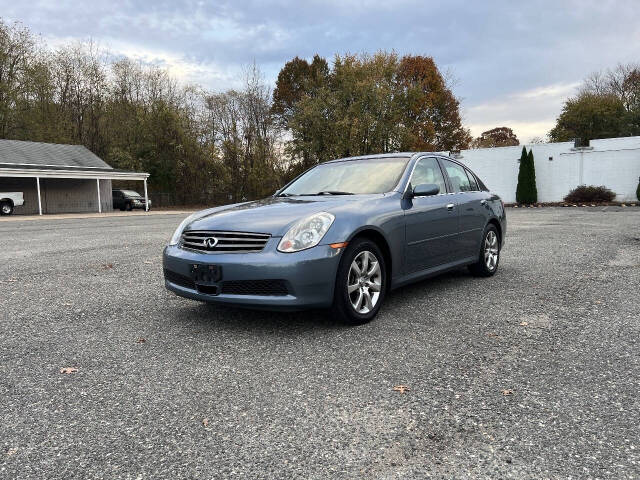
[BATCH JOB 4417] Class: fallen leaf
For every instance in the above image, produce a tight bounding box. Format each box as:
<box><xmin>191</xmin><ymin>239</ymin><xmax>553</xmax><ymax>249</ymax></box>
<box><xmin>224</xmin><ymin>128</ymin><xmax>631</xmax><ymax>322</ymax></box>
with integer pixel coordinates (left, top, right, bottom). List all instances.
<box><xmin>136</xmin><ymin>337</ymin><xmax>146</xmax><ymax>344</ymax></box>
<box><xmin>60</xmin><ymin>367</ymin><xmax>78</xmax><ymax>374</ymax></box>
<box><xmin>501</xmin><ymin>389</ymin><xmax>514</xmax><ymax>396</ymax></box>
<box><xmin>486</xmin><ymin>332</ymin><xmax>499</xmax><ymax>337</ymax></box>
<box><xmin>519</xmin><ymin>321</ymin><xmax>528</xmax><ymax>326</ymax></box>
<box><xmin>101</xmin><ymin>263</ymin><xmax>114</xmax><ymax>270</ymax></box>
<box><xmin>143</xmin><ymin>260</ymin><xmax>153</xmax><ymax>265</ymax></box>
<box><xmin>6</xmin><ymin>447</ymin><xmax>18</xmax><ymax>456</ymax></box>
<box><xmin>202</xmin><ymin>418</ymin><xmax>209</xmax><ymax>427</ymax></box>
<box><xmin>62</xmin><ymin>302</ymin><xmax>73</xmax><ymax>307</ymax></box>
<box><xmin>392</xmin><ymin>385</ymin><xmax>410</xmax><ymax>394</ymax></box>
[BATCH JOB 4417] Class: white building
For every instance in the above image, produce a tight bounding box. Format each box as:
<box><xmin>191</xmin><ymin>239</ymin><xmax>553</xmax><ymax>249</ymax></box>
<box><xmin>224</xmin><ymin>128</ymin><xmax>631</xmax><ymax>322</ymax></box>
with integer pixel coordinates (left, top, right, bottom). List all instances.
<box><xmin>448</xmin><ymin>136</ymin><xmax>640</xmax><ymax>203</ymax></box>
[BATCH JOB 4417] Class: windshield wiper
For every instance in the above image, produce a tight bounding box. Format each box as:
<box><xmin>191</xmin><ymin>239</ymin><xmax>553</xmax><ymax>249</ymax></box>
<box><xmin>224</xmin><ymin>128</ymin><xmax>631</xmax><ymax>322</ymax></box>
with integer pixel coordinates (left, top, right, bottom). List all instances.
<box><xmin>315</xmin><ymin>191</ymin><xmax>354</xmax><ymax>195</ymax></box>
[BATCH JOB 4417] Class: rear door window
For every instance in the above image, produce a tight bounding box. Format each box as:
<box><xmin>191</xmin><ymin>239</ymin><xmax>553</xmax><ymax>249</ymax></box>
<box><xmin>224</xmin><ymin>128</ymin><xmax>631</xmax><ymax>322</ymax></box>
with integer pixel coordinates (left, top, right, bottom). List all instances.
<box><xmin>440</xmin><ymin>159</ymin><xmax>472</xmax><ymax>192</ymax></box>
<box><xmin>465</xmin><ymin>168</ymin><xmax>479</xmax><ymax>191</ymax></box>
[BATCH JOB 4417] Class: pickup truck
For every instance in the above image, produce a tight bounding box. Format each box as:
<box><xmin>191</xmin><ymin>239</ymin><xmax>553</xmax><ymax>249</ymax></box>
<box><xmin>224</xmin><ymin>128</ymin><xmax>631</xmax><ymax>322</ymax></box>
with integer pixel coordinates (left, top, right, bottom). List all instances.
<box><xmin>0</xmin><ymin>192</ymin><xmax>24</xmax><ymax>215</ymax></box>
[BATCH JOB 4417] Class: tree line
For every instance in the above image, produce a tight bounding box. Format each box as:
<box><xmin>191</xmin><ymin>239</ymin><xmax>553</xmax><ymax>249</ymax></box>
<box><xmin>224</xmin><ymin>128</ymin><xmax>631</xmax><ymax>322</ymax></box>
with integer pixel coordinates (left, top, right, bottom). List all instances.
<box><xmin>550</xmin><ymin>63</ymin><xmax>640</xmax><ymax>143</ymax></box>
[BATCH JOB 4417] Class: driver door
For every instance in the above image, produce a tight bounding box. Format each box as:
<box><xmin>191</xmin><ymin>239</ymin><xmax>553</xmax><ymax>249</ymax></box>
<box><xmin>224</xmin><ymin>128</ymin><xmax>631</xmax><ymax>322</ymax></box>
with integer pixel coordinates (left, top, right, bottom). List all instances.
<box><xmin>403</xmin><ymin>157</ymin><xmax>459</xmax><ymax>273</ymax></box>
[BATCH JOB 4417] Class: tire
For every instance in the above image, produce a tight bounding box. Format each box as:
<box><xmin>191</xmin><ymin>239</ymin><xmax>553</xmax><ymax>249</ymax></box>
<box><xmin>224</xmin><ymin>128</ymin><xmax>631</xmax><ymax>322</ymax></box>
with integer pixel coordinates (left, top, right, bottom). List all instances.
<box><xmin>126</xmin><ymin>202</ymin><xmax>133</xmax><ymax>211</ymax></box>
<box><xmin>0</xmin><ymin>201</ymin><xmax>14</xmax><ymax>216</ymax></box>
<box><xmin>330</xmin><ymin>237</ymin><xmax>387</xmax><ymax>325</ymax></box>
<box><xmin>468</xmin><ymin>224</ymin><xmax>500</xmax><ymax>277</ymax></box>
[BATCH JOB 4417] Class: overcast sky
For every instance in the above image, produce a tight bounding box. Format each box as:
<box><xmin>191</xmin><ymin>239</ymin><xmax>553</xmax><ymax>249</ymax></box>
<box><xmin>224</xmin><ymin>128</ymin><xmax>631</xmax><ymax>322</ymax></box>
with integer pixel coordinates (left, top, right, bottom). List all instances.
<box><xmin>2</xmin><ymin>0</ymin><xmax>639</xmax><ymax>142</ymax></box>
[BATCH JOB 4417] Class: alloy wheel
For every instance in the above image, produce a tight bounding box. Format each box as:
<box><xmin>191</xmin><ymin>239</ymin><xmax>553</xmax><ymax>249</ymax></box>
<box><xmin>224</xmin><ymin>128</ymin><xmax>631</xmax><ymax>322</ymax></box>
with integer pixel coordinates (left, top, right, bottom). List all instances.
<box><xmin>1</xmin><ymin>204</ymin><xmax>10</xmax><ymax>214</ymax></box>
<box><xmin>347</xmin><ymin>250</ymin><xmax>382</xmax><ymax>314</ymax></box>
<box><xmin>484</xmin><ymin>230</ymin><xmax>499</xmax><ymax>271</ymax></box>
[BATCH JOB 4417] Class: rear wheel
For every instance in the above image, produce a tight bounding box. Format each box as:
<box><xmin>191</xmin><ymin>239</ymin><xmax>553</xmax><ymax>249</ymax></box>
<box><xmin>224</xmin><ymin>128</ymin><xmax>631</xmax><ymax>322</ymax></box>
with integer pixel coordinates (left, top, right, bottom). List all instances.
<box><xmin>0</xmin><ymin>201</ymin><xmax>13</xmax><ymax>215</ymax></box>
<box><xmin>126</xmin><ymin>202</ymin><xmax>133</xmax><ymax>211</ymax></box>
<box><xmin>469</xmin><ymin>224</ymin><xmax>500</xmax><ymax>277</ymax></box>
<box><xmin>331</xmin><ymin>238</ymin><xmax>387</xmax><ymax>325</ymax></box>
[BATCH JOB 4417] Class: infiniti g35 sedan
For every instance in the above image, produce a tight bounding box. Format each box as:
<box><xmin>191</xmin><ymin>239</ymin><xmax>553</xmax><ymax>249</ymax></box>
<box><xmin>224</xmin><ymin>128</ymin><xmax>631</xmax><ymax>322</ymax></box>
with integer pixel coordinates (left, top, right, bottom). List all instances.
<box><xmin>163</xmin><ymin>153</ymin><xmax>506</xmax><ymax>324</ymax></box>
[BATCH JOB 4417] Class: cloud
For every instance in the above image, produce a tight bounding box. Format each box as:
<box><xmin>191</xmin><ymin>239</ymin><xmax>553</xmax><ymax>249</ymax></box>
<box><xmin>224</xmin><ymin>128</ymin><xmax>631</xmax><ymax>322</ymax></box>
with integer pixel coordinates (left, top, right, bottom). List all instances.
<box><xmin>3</xmin><ymin>0</ymin><xmax>640</xmax><ymax>136</ymax></box>
<box><xmin>464</xmin><ymin>82</ymin><xmax>581</xmax><ymax>142</ymax></box>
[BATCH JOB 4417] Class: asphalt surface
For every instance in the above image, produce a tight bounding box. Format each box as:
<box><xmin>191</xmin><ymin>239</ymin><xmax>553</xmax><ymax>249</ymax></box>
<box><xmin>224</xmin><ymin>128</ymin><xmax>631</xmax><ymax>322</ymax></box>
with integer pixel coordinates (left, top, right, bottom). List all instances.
<box><xmin>1</xmin><ymin>208</ymin><xmax>639</xmax><ymax>479</ymax></box>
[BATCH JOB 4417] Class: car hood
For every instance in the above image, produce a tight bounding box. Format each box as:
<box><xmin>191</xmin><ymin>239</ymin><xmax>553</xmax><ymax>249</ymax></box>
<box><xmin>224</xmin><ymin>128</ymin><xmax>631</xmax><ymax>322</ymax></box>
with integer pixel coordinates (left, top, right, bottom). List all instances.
<box><xmin>186</xmin><ymin>195</ymin><xmax>378</xmax><ymax>236</ymax></box>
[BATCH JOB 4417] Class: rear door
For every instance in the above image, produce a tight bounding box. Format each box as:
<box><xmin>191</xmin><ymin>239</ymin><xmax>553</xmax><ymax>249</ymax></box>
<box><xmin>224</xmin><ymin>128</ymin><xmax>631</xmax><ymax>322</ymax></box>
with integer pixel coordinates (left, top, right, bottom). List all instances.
<box><xmin>403</xmin><ymin>156</ymin><xmax>460</xmax><ymax>272</ymax></box>
<box><xmin>439</xmin><ymin>159</ymin><xmax>486</xmax><ymax>258</ymax></box>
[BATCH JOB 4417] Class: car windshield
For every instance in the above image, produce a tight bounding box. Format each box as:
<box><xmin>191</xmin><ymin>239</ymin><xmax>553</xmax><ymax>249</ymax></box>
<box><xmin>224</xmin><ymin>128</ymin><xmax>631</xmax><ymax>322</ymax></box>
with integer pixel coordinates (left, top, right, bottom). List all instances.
<box><xmin>122</xmin><ymin>190</ymin><xmax>142</xmax><ymax>197</ymax></box>
<box><xmin>280</xmin><ymin>156</ymin><xmax>410</xmax><ymax>196</ymax></box>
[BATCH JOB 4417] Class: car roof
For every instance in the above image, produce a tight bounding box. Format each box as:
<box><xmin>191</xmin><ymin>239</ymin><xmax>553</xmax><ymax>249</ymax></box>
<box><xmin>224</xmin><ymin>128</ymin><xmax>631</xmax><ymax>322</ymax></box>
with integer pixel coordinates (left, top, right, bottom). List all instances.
<box><xmin>323</xmin><ymin>152</ymin><xmax>451</xmax><ymax>164</ymax></box>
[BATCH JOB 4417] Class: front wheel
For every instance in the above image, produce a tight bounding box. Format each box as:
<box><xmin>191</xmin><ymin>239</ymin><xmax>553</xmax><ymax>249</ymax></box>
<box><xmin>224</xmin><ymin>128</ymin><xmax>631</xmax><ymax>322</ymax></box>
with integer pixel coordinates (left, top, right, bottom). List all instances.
<box><xmin>0</xmin><ymin>201</ymin><xmax>14</xmax><ymax>215</ymax></box>
<box><xmin>330</xmin><ymin>238</ymin><xmax>387</xmax><ymax>325</ymax></box>
<box><xmin>469</xmin><ymin>224</ymin><xmax>500</xmax><ymax>277</ymax></box>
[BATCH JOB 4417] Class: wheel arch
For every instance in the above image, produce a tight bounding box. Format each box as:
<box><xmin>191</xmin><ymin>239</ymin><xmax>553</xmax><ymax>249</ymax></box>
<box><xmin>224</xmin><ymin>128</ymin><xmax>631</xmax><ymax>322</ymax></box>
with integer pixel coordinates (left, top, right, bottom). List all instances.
<box><xmin>0</xmin><ymin>198</ymin><xmax>15</xmax><ymax>207</ymax></box>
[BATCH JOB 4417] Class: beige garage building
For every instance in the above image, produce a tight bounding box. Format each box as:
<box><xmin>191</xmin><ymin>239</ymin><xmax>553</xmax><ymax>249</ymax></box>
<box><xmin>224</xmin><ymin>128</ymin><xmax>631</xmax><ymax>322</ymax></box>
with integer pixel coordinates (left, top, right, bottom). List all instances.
<box><xmin>0</xmin><ymin>140</ymin><xmax>149</xmax><ymax>215</ymax></box>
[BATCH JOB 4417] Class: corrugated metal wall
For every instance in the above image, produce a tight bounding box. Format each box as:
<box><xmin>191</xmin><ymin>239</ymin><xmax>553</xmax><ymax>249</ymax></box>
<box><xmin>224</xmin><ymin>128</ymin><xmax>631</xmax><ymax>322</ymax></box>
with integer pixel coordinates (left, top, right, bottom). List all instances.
<box><xmin>0</xmin><ymin>178</ymin><xmax>113</xmax><ymax>214</ymax></box>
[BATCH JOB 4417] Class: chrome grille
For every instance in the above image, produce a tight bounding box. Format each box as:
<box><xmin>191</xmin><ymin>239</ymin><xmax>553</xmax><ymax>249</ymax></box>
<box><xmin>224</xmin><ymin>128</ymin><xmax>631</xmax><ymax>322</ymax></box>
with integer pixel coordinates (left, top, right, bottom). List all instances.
<box><xmin>181</xmin><ymin>230</ymin><xmax>270</xmax><ymax>253</ymax></box>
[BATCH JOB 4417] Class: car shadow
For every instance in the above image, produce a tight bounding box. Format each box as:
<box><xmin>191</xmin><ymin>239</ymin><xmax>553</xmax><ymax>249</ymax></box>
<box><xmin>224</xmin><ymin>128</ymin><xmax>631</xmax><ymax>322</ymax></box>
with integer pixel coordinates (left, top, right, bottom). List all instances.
<box><xmin>185</xmin><ymin>302</ymin><xmax>344</xmax><ymax>333</ymax></box>
<box><xmin>388</xmin><ymin>268</ymin><xmax>472</xmax><ymax>299</ymax></box>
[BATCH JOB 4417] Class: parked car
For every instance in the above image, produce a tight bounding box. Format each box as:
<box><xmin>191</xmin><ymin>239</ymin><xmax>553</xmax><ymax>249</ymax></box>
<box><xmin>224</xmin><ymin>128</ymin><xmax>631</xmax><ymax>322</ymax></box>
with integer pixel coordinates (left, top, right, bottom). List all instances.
<box><xmin>112</xmin><ymin>189</ymin><xmax>151</xmax><ymax>211</ymax></box>
<box><xmin>163</xmin><ymin>153</ymin><xmax>506</xmax><ymax>324</ymax></box>
<box><xmin>0</xmin><ymin>192</ymin><xmax>24</xmax><ymax>215</ymax></box>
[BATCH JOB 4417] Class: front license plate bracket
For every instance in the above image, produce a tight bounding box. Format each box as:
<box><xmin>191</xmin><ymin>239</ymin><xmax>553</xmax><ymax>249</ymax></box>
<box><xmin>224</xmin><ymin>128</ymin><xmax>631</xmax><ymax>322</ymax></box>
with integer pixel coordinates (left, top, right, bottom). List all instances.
<box><xmin>190</xmin><ymin>264</ymin><xmax>222</xmax><ymax>285</ymax></box>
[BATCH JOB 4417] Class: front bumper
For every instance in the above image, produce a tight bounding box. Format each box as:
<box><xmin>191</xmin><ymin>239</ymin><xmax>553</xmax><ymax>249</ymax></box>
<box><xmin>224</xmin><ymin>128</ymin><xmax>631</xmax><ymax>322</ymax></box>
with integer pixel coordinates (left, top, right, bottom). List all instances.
<box><xmin>162</xmin><ymin>238</ymin><xmax>343</xmax><ymax>310</ymax></box>
<box><xmin>132</xmin><ymin>200</ymin><xmax>151</xmax><ymax>209</ymax></box>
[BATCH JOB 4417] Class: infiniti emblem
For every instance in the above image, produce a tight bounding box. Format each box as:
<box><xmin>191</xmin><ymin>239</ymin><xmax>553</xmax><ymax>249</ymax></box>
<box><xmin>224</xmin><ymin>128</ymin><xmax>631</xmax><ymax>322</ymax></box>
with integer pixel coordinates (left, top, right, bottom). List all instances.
<box><xmin>204</xmin><ymin>237</ymin><xmax>219</xmax><ymax>249</ymax></box>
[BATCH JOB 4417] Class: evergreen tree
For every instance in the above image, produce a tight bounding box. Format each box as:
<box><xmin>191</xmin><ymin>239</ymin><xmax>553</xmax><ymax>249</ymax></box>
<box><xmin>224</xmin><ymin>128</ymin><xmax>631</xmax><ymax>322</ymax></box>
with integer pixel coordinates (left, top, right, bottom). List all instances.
<box><xmin>515</xmin><ymin>147</ymin><xmax>528</xmax><ymax>203</ymax></box>
<box><xmin>527</xmin><ymin>148</ymin><xmax>538</xmax><ymax>203</ymax></box>
<box><xmin>516</xmin><ymin>147</ymin><xmax>538</xmax><ymax>204</ymax></box>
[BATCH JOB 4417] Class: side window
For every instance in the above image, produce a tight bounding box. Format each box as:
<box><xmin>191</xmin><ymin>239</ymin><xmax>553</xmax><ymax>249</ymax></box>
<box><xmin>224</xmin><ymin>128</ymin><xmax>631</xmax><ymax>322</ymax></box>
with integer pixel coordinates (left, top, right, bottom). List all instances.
<box><xmin>411</xmin><ymin>157</ymin><xmax>447</xmax><ymax>195</ymax></box>
<box><xmin>465</xmin><ymin>168</ymin><xmax>479</xmax><ymax>191</ymax></box>
<box><xmin>440</xmin><ymin>159</ymin><xmax>472</xmax><ymax>192</ymax></box>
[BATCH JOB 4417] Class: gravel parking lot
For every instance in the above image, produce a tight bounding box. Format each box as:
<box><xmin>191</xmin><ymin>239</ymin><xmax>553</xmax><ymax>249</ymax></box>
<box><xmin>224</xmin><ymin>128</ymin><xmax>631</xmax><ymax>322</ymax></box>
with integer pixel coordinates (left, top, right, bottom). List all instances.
<box><xmin>1</xmin><ymin>208</ymin><xmax>639</xmax><ymax>479</ymax></box>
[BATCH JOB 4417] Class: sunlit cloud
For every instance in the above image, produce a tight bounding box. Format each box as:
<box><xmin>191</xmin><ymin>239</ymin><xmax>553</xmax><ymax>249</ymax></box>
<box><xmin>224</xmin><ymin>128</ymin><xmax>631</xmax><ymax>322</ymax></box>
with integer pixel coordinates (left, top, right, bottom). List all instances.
<box><xmin>463</xmin><ymin>82</ymin><xmax>581</xmax><ymax>142</ymax></box>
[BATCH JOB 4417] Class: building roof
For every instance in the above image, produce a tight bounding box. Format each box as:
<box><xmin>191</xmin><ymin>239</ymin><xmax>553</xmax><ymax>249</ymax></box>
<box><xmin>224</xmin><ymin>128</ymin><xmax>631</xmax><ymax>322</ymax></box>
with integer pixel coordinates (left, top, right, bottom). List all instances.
<box><xmin>0</xmin><ymin>139</ymin><xmax>112</xmax><ymax>170</ymax></box>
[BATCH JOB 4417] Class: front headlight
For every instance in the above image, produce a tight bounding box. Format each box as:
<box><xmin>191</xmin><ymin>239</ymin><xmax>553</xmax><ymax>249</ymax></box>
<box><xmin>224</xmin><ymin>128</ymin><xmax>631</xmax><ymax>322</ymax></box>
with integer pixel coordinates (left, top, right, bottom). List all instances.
<box><xmin>278</xmin><ymin>212</ymin><xmax>335</xmax><ymax>253</ymax></box>
<box><xmin>168</xmin><ymin>212</ymin><xmax>200</xmax><ymax>246</ymax></box>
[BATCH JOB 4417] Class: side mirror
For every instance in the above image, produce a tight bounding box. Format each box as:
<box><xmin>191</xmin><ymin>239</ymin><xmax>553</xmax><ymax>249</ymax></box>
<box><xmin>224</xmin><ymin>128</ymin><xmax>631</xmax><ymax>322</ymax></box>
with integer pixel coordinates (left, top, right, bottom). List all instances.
<box><xmin>412</xmin><ymin>183</ymin><xmax>440</xmax><ymax>197</ymax></box>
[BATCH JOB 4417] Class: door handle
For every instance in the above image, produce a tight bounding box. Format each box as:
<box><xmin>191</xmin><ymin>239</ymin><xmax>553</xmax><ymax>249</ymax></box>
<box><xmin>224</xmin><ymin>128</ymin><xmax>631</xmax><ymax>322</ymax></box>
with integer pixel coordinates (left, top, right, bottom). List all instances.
<box><xmin>446</xmin><ymin>203</ymin><xmax>455</xmax><ymax>210</ymax></box>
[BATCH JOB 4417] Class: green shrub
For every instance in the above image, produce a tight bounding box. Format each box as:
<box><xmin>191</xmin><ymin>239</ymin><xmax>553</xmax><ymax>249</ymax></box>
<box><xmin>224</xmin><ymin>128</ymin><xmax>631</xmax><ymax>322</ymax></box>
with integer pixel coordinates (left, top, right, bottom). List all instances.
<box><xmin>515</xmin><ymin>147</ymin><xmax>537</xmax><ymax>204</ymax></box>
<box><xmin>564</xmin><ymin>185</ymin><xmax>616</xmax><ymax>203</ymax></box>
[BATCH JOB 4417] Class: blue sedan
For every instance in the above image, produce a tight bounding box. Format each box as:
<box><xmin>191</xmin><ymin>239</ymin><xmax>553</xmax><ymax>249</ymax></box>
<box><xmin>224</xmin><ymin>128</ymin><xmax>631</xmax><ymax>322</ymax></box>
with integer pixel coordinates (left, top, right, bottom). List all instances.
<box><xmin>163</xmin><ymin>153</ymin><xmax>506</xmax><ymax>324</ymax></box>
